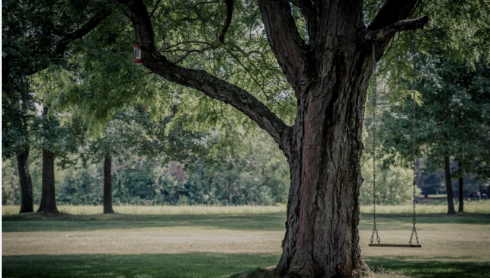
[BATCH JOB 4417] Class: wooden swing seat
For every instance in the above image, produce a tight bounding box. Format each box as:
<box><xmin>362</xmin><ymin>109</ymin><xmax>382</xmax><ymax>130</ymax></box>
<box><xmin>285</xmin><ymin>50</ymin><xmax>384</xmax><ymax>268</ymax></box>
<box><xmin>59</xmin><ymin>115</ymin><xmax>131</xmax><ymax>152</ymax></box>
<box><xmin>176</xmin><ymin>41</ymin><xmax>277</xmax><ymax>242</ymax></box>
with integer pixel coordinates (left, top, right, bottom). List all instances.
<box><xmin>369</xmin><ymin>244</ymin><xmax>421</xmax><ymax>248</ymax></box>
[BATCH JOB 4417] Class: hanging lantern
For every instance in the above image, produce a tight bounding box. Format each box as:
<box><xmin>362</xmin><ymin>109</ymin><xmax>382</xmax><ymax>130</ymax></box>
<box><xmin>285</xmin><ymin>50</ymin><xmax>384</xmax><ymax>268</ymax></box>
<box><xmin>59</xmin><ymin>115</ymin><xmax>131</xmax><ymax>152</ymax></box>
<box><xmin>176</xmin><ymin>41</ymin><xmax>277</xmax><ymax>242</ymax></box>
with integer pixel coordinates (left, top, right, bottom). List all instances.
<box><xmin>133</xmin><ymin>45</ymin><xmax>143</xmax><ymax>64</ymax></box>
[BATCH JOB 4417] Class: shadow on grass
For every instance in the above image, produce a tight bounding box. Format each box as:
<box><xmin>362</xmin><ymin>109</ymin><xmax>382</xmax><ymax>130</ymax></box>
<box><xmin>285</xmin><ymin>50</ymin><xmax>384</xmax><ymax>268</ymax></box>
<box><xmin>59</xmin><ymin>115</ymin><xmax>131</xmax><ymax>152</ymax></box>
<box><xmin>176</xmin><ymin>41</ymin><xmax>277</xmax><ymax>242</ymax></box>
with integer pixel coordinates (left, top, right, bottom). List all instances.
<box><xmin>361</xmin><ymin>213</ymin><xmax>490</xmax><ymax>223</ymax></box>
<box><xmin>4</xmin><ymin>254</ymin><xmax>489</xmax><ymax>278</ymax></box>
<box><xmin>365</xmin><ymin>256</ymin><xmax>490</xmax><ymax>278</ymax></box>
<box><xmin>3</xmin><ymin>212</ymin><xmax>490</xmax><ymax>233</ymax></box>
<box><xmin>2</xmin><ymin>253</ymin><xmax>280</xmax><ymax>278</ymax></box>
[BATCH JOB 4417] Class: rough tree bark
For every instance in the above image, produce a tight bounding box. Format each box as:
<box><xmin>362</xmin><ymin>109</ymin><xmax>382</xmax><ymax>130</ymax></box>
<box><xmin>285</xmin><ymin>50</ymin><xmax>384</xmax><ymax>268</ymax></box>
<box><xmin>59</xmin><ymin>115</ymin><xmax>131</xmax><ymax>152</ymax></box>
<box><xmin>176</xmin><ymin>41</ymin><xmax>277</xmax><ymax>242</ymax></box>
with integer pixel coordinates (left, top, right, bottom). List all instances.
<box><xmin>37</xmin><ymin>150</ymin><xmax>59</xmax><ymax>214</ymax></box>
<box><xmin>444</xmin><ymin>156</ymin><xmax>456</xmax><ymax>214</ymax></box>
<box><xmin>104</xmin><ymin>154</ymin><xmax>115</xmax><ymax>214</ymax></box>
<box><xmin>120</xmin><ymin>0</ymin><xmax>428</xmax><ymax>276</ymax></box>
<box><xmin>16</xmin><ymin>148</ymin><xmax>34</xmax><ymax>213</ymax></box>
<box><xmin>458</xmin><ymin>161</ymin><xmax>464</xmax><ymax>213</ymax></box>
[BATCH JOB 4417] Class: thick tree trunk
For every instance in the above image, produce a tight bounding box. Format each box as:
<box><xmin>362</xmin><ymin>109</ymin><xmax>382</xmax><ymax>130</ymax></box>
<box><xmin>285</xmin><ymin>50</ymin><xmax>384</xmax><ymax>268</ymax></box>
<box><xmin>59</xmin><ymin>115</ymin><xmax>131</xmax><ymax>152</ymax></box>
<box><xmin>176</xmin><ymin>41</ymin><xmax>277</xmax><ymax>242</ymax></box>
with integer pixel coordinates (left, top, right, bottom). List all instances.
<box><xmin>104</xmin><ymin>155</ymin><xmax>115</xmax><ymax>214</ymax></box>
<box><xmin>444</xmin><ymin>156</ymin><xmax>456</xmax><ymax>214</ymax></box>
<box><xmin>16</xmin><ymin>149</ymin><xmax>34</xmax><ymax>213</ymax></box>
<box><xmin>38</xmin><ymin>150</ymin><xmax>59</xmax><ymax>214</ymax></box>
<box><xmin>275</xmin><ymin>50</ymin><xmax>369</xmax><ymax>277</ymax></box>
<box><xmin>458</xmin><ymin>161</ymin><xmax>464</xmax><ymax>213</ymax></box>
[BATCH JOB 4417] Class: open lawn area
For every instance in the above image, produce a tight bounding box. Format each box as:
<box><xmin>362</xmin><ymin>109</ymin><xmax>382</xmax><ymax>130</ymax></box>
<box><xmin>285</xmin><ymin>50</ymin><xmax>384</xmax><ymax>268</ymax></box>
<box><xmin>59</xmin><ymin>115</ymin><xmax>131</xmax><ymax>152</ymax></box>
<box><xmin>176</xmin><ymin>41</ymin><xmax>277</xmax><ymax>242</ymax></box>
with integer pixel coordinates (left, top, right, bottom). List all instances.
<box><xmin>2</xmin><ymin>204</ymin><xmax>490</xmax><ymax>277</ymax></box>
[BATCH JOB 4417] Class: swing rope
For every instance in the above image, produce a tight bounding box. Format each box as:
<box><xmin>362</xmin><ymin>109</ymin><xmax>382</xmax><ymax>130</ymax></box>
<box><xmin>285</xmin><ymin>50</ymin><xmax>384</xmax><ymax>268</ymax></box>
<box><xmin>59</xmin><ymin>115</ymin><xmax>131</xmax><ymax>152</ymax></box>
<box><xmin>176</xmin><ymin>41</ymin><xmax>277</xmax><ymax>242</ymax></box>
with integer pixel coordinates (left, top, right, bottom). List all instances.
<box><xmin>369</xmin><ymin>35</ymin><xmax>421</xmax><ymax>248</ymax></box>
<box><xmin>370</xmin><ymin>42</ymin><xmax>380</xmax><ymax>245</ymax></box>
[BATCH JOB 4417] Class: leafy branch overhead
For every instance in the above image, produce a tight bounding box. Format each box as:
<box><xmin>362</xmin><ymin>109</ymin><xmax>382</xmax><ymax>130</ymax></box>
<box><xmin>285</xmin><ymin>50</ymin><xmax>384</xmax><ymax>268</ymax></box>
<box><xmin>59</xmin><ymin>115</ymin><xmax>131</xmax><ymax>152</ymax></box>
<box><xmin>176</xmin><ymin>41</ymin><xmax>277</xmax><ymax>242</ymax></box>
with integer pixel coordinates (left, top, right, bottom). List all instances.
<box><xmin>117</xmin><ymin>0</ymin><xmax>429</xmax><ymax>156</ymax></box>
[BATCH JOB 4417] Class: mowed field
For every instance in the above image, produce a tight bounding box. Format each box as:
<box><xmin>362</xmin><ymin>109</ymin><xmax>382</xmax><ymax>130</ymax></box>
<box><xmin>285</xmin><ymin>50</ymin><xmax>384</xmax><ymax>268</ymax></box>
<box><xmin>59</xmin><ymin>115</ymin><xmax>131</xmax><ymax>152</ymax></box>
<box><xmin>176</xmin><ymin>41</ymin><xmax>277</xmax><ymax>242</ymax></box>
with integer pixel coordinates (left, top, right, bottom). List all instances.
<box><xmin>2</xmin><ymin>203</ymin><xmax>490</xmax><ymax>278</ymax></box>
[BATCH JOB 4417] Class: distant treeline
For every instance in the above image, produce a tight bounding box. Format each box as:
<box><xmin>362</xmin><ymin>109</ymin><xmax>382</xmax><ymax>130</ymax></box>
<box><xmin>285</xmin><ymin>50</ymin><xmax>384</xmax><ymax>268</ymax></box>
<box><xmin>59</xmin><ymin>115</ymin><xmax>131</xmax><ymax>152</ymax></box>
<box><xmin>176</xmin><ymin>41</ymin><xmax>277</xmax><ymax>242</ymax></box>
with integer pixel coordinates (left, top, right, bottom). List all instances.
<box><xmin>2</xmin><ymin>132</ymin><xmax>291</xmax><ymax>206</ymax></box>
<box><xmin>6</xmin><ymin>151</ymin><xmax>485</xmax><ymax>207</ymax></box>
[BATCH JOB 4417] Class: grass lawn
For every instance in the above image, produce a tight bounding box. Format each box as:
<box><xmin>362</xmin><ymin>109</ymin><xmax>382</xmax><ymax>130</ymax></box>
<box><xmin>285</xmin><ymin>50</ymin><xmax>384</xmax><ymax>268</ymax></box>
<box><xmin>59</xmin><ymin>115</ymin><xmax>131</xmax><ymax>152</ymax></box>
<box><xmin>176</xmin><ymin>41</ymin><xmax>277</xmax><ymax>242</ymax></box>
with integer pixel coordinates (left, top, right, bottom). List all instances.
<box><xmin>2</xmin><ymin>205</ymin><xmax>490</xmax><ymax>277</ymax></box>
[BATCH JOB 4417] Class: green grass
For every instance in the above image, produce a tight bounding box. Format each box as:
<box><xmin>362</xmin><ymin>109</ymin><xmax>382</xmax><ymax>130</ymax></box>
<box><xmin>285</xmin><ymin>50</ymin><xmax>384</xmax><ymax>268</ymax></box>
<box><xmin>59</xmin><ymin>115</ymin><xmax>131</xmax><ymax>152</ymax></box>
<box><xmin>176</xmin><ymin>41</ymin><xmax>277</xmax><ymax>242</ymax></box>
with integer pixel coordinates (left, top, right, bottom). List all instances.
<box><xmin>3</xmin><ymin>253</ymin><xmax>280</xmax><ymax>278</ymax></box>
<box><xmin>2</xmin><ymin>206</ymin><xmax>490</xmax><ymax>277</ymax></box>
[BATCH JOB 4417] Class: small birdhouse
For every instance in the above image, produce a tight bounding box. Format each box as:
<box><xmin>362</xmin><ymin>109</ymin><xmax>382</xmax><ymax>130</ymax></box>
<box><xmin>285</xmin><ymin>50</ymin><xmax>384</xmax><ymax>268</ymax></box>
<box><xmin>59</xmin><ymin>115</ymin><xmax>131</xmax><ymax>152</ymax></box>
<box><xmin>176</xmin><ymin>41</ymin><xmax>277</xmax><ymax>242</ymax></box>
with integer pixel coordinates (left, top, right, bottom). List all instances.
<box><xmin>133</xmin><ymin>45</ymin><xmax>143</xmax><ymax>64</ymax></box>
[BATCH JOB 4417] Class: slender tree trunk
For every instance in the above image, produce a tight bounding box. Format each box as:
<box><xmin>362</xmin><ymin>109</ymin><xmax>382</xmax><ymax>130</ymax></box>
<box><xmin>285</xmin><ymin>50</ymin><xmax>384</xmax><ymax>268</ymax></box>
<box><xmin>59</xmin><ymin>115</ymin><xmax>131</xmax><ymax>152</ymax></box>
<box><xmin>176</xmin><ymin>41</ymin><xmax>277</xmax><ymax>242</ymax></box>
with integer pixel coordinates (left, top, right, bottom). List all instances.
<box><xmin>16</xmin><ymin>149</ymin><xmax>34</xmax><ymax>213</ymax></box>
<box><xmin>458</xmin><ymin>161</ymin><xmax>464</xmax><ymax>213</ymax></box>
<box><xmin>444</xmin><ymin>156</ymin><xmax>456</xmax><ymax>214</ymax></box>
<box><xmin>104</xmin><ymin>154</ymin><xmax>115</xmax><ymax>214</ymax></box>
<box><xmin>37</xmin><ymin>150</ymin><xmax>59</xmax><ymax>214</ymax></box>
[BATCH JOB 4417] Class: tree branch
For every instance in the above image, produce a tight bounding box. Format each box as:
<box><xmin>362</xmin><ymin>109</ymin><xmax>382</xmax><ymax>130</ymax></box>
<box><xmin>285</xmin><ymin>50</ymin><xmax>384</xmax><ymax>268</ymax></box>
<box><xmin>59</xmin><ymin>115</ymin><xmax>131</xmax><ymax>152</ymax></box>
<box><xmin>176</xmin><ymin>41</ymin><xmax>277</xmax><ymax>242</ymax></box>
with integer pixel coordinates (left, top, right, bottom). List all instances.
<box><xmin>258</xmin><ymin>0</ymin><xmax>309</xmax><ymax>94</ymax></box>
<box><xmin>54</xmin><ymin>7</ymin><xmax>113</xmax><ymax>56</ymax></box>
<box><xmin>119</xmin><ymin>0</ymin><xmax>292</xmax><ymax>155</ymax></box>
<box><xmin>149</xmin><ymin>0</ymin><xmax>162</xmax><ymax>18</ymax></box>
<box><xmin>211</xmin><ymin>0</ymin><xmax>234</xmax><ymax>49</ymax></box>
<box><xmin>369</xmin><ymin>0</ymin><xmax>422</xmax><ymax>31</ymax></box>
<box><xmin>364</xmin><ymin>0</ymin><xmax>427</xmax><ymax>59</ymax></box>
<box><xmin>223</xmin><ymin>47</ymin><xmax>271</xmax><ymax>100</ymax></box>
<box><xmin>361</xmin><ymin>16</ymin><xmax>429</xmax><ymax>41</ymax></box>
<box><xmin>162</xmin><ymin>0</ymin><xmax>234</xmax><ymax>62</ymax></box>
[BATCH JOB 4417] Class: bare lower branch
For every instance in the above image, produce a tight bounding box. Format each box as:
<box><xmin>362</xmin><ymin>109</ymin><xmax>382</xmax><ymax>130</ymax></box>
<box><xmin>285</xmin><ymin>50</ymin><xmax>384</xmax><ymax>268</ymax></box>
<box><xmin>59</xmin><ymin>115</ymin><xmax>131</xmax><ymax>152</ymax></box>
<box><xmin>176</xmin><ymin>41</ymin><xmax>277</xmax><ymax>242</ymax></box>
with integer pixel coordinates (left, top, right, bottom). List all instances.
<box><xmin>119</xmin><ymin>0</ymin><xmax>292</xmax><ymax>155</ymax></box>
<box><xmin>362</xmin><ymin>16</ymin><xmax>429</xmax><ymax>41</ymax></box>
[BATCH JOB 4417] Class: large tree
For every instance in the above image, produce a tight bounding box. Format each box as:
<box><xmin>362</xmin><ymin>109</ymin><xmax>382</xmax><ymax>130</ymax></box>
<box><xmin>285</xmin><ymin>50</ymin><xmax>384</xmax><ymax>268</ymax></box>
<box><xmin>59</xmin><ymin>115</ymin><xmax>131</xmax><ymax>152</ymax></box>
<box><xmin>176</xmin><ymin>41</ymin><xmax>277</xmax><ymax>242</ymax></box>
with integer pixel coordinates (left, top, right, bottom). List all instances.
<box><xmin>35</xmin><ymin>0</ymin><xmax>487</xmax><ymax>276</ymax></box>
<box><xmin>114</xmin><ymin>0</ymin><xmax>432</xmax><ymax>276</ymax></box>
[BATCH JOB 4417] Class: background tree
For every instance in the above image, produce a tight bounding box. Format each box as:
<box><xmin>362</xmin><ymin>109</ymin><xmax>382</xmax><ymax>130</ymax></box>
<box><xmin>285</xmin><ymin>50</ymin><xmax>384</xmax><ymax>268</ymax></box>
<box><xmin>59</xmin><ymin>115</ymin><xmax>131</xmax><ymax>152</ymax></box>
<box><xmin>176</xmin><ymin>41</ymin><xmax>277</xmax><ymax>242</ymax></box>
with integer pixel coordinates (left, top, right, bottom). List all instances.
<box><xmin>381</xmin><ymin>54</ymin><xmax>490</xmax><ymax>214</ymax></box>
<box><xmin>2</xmin><ymin>159</ymin><xmax>19</xmax><ymax>205</ymax></box>
<box><xmin>82</xmin><ymin>107</ymin><xmax>171</xmax><ymax>213</ymax></box>
<box><xmin>2</xmin><ymin>0</ymin><xmax>112</xmax><ymax>213</ymax></box>
<box><xmin>32</xmin><ymin>102</ymin><xmax>86</xmax><ymax>214</ymax></box>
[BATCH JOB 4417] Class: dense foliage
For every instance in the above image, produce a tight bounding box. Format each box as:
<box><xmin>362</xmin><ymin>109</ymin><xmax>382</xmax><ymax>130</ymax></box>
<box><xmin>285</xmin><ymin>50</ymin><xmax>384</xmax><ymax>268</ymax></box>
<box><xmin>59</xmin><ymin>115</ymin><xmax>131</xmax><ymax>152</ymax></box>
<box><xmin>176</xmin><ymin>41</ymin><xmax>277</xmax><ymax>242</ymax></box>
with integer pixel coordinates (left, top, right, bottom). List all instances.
<box><xmin>377</xmin><ymin>54</ymin><xmax>490</xmax><ymax>195</ymax></box>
